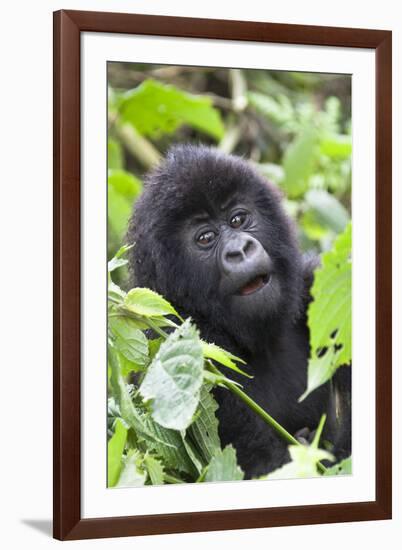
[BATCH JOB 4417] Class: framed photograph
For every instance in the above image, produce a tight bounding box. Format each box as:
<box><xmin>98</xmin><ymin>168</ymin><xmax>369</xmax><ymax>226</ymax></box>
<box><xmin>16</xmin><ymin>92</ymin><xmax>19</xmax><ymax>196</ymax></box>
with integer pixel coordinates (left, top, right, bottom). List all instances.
<box><xmin>53</xmin><ymin>10</ymin><xmax>392</xmax><ymax>540</ymax></box>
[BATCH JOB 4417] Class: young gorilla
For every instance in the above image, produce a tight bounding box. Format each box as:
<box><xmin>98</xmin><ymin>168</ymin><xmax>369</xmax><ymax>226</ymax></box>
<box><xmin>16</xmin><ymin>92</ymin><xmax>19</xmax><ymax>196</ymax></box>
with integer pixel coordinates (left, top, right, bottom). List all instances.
<box><xmin>127</xmin><ymin>144</ymin><xmax>351</xmax><ymax>478</ymax></box>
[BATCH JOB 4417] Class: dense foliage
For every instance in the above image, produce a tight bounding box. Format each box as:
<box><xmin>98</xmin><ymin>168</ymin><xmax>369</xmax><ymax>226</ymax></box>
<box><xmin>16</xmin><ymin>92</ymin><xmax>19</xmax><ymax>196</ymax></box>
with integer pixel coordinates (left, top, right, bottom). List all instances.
<box><xmin>107</xmin><ymin>64</ymin><xmax>352</xmax><ymax>486</ymax></box>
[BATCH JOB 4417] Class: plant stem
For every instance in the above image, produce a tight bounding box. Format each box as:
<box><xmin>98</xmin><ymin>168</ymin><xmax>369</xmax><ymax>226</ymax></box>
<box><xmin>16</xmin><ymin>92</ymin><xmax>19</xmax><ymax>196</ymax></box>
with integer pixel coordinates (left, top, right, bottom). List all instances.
<box><xmin>209</xmin><ymin>364</ymin><xmax>327</xmax><ymax>474</ymax></box>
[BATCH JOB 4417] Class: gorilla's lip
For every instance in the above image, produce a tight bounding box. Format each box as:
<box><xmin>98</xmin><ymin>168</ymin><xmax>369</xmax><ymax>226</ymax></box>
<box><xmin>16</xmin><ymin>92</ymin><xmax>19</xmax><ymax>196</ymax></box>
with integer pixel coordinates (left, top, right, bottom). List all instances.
<box><xmin>238</xmin><ymin>274</ymin><xmax>270</xmax><ymax>296</ymax></box>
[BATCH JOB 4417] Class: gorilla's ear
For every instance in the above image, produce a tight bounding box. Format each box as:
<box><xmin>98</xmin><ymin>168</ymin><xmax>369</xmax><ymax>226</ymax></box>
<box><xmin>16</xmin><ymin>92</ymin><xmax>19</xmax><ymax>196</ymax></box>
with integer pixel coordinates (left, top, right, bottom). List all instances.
<box><xmin>301</xmin><ymin>252</ymin><xmax>320</xmax><ymax>306</ymax></box>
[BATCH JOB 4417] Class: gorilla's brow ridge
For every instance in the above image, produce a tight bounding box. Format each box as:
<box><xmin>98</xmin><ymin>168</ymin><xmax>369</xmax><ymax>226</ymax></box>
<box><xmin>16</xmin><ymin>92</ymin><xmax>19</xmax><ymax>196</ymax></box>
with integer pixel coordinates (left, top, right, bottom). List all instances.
<box><xmin>220</xmin><ymin>196</ymin><xmax>239</xmax><ymax>211</ymax></box>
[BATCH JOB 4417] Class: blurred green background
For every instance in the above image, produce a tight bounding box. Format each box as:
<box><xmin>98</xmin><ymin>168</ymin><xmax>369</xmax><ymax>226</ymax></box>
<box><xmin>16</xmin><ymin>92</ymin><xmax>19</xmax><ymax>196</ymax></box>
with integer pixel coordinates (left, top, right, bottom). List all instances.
<box><xmin>107</xmin><ymin>63</ymin><xmax>351</xmax><ymax>284</ymax></box>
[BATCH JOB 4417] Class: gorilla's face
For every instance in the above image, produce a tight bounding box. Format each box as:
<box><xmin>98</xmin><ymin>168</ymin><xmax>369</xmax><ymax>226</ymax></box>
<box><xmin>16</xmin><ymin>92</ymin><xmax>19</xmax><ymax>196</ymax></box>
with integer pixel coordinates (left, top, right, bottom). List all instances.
<box><xmin>128</xmin><ymin>145</ymin><xmax>303</xmax><ymax>346</ymax></box>
<box><xmin>184</xmin><ymin>199</ymin><xmax>281</xmax><ymax>319</ymax></box>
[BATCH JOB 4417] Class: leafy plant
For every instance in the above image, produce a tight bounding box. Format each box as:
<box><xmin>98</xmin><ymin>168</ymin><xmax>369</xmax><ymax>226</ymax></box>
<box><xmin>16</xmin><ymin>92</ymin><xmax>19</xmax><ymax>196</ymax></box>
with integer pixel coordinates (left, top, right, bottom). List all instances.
<box><xmin>107</xmin><ymin>246</ymin><xmax>350</xmax><ymax>486</ymax></box>
<box><xmin>301</xmin><ymin>223</ymin><xmax>352</xmax><ymax>400</ymax></box>
<box><xmin>106</xmin><ymin>65</ymin><xmax>353</xmax><ymax>485</ymax></box>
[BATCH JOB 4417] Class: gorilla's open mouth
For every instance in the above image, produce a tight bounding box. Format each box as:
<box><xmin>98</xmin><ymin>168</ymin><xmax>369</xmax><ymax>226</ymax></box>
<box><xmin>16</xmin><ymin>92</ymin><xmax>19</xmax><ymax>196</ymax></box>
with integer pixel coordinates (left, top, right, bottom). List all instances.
<box><xmin>238</xmin><ymin>274</ymin><xmax>270</xmax><ymax>296</ymax></box>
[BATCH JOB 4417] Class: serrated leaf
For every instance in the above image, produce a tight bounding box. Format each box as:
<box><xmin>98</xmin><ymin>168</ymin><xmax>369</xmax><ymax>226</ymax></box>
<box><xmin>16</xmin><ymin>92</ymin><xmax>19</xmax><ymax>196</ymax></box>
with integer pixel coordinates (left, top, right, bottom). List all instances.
<box><xmin>108</xmin><ymin>347</ymin><xmax>166</xmax><ymax>445</ymax></box>
<box><xmin>139</xmin><ymin>320</ymin><xmax>204</xmax><ymax>430</ymax></box>
<box><xmin>109</xmin><ymin>317</ymin><xmax>149</xmax><ymax>369</ymax></box>
<box><xmin>202</xmin><ymin>445</ymin><xmax>244</xmax><ymax>482</ymax></box>
<box><xmin>119</xmin><ymin>79</ymin><xmax>224</xmax><ymax>140</ymax></box>
<box><xmin>201</xmin><ymin>341</ymin><xmax>250</xmax><ymax>378</ymax></box>
<box><xmin>301</xmin><ymin>223</ymin><xmax>352</xmax><ymax>400</ymax></box>
<box><xmin>140</xmin><ymin>415</ymin><xmax>198</xmax><ymax>476</ymax></box>
<box><xmin>188</xmin><ymin>385</ymin><xmax>221</xmax><ymax>462</ymax></box>
<box><xmin>181</xmin><ymin>432</ymin><xmax>204</xmax><ymax>474</ymax></box>
<box><xmin>115</xmin><ymin>450</ymin><xmax>146</xmax><ymax>488</ymax></box>
<box><xmin>282</xmin><ymin>128</ymin><xmax>318</xmax><ymax>198</ymax></box>
<box><xmin>107</xmin><ymin>419</ymin><xmax>127</xmax><ymax>487</ymax></box>
<box><xmin>143</xmin><ymin>454</ymin><xmax>165</xmax><ymax>485</ymax></box>
<box><xmin>124</xmin><ymin>287</ymin><xmax>181</xmax><ymax>319</ymax></box>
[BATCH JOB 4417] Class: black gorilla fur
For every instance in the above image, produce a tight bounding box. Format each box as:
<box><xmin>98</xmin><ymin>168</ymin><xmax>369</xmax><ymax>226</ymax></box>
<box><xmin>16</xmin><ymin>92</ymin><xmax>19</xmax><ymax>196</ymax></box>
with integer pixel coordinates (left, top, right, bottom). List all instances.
<box><xmin>127</xmin><ymin>144</ymin><xmax>351</xmax><ymax>478</ymax></box>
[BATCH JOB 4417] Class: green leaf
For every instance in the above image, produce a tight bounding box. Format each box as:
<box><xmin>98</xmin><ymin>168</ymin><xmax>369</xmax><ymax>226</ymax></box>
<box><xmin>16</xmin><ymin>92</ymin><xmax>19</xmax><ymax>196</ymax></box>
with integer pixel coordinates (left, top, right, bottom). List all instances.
<box><xmin>108</xmin><ymin>185</ymin><xmax>132</xmax><ymax>240</ymax></box>
<box><xmin>119</xmin><ymin>79</ymin><xmax>224</xmax><ymax>140</ymax></box>
<box><xmin>188</xmin><ymin>385</ymin><xmax>221</xmax><ymax>463</ymax></box>
<box><xmin>139</xmin><ymin>320</ymin><xmax>204</xmax><ymax>430</ymax></box>
<box><xmin>301</xmin><ymin>223</ymin><xmax>352</xmax><ymax>400</ymax></box>
<box><xmin>108</xmin><ymin>347</ymin><xmax>165</xmax><ymax>445</ymax></box>
<box><xmin>148</xmin><ymin>338</ymin><xmax>163</xmax><ymax>360</ymax></box>
<box><xmin>324</xmin><ymin>456</ymin><xmax>352</xmax><ymax>476</ymax></box>
<box><xmin>108</xmin><ymin>169</ymin><xmax>142</xmax><ymax>199</ymax></box>
<box><xmin>300</xmin><ymin>210</ymin><xmax>329</xmax><ymax>241</ymax></box>
<box><xmin>305</xmin><ymin>189</ymin><xmax>350</xmax><ymax>234</ymax></box>
<box><xmin>181</xmin><ymin>432</ymin><xmax>204</xmax><ymax>475</ymax></box>
<box><xmin>108</xmin><ymin>280</ymin><xmax>126</xmax><ymax>302</ymax></box>
<box><xmin>108</xmin><ymin>170</ymin><xmax>142</xmax><ymax>241</ymax></box>
<box><xmin>140</xmin><ymin>415</ymin><xmax>198</xmax><ymax>476</ymax></box>
<box><xmin>109</xmin><ymin>317</ymin><xmax>149</xmax><ymax>369</ymax></box>
<box><xmin>124</xmin><ymin>287</ymin><xmax>181</xmax><ymax>319</ymax></box>
<box><xmin>107</xmin><ymin>419</ymin><xmax>127</xmax><ymax>487</ymax></box>
<box><xmin>115</xmin><ymin>450</ymin><xmax>146</xmax><ymax>488</ymax></box>
<box><xmin>265</xmin><ymin>444</ymin><xmax>334</xmax><ymax>480</ymax></box>
<box><xmin>320</xmin><ymin>134</ymin><xmax>352</xmax><ymax>159</ymax></box>
<box><xmin>282</xmin><ymin>128</ymin><xmax>318</xmax><ymax>198</ymax></box>
<box><xmin>108</xmin><ymin>257</ymin><xmax>128</xmax><ymax>272</ymax></box>
<box><xmin>202</xmin><ymin>445</ymin><xmax>244</xmax><ymax>482</ymax></box>
<box><xmin>248</xmin><ymin>91</ymin><xmax>293</xmax><ymax>126</ymax></box>
<box><xmin>143</xmin><ymin>454</ymin><xmax>165</xmax><ymax>485</ymax></box>
<box><xmin>201</xmin><ymin>341</ymin><xmax>250</xmax><ymax>378</ymax></box>
<box><xmin>108</xmin><ymin>138</ymin><xmax>124</xmax><ymax>170</ymax></box>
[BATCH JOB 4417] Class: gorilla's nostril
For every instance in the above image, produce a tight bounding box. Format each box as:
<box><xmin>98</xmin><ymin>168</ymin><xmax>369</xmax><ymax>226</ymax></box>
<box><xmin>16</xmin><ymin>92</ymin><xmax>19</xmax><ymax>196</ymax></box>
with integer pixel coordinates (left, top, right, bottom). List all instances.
<box><xmin>225</xmin><ymin>249</ymin><xmax>243</xmax><ymax>263</ymax></box>
<box><xmin>243</xmin><ymin>239</ymin><xmax>255</xmax><ymax>257</ymax></box>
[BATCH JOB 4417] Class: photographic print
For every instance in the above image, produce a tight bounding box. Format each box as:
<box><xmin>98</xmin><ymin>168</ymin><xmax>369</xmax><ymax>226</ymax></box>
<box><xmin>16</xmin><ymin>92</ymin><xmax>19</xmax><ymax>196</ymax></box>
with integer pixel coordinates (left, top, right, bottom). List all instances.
<box><xmin>107</xmin><ymin>63</ymin><xmax>352</xmax><ymax>487</ymax></box>
<box><xmin>54</xmin><ymin>10</ymin><xmax>391</xmax><ymax>539</ymax></box>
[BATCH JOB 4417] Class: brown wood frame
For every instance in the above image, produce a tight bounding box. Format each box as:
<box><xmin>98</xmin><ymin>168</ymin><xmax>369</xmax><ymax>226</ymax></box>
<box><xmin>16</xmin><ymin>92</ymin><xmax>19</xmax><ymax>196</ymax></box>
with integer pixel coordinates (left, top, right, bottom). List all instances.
<box><xmin>53</xmin><ymin>9</ymin><xmax>392</xmax><ymax>541</ymax></box>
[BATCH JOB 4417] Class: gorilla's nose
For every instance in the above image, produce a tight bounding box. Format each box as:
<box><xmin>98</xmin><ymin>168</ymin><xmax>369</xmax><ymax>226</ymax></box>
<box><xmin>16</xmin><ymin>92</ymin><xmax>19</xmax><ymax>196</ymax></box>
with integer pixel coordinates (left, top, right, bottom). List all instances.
<box><xmin>223</xmin><ymin>235</ymin><xmax>258</xmax><ymax>267</ymax></box>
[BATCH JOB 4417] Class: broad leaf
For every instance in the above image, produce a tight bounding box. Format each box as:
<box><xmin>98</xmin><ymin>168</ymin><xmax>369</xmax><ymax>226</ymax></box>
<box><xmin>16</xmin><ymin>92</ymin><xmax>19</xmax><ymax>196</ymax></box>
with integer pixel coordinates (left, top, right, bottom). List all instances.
<box><xmin>115</xmin><ymin>450</ymin><xmax>146</xmax><ymax>488</ymax></box>
<box><xmin>108</xmin><ymin>347</ymin><xmax>165</xmax><ymax>445</ymax></box>
<box><xmin>265</xmin><ymin>444</ymin><xmax>333</xmax><ymax>480</ymax></box>
<box><xmin>282</xmin><ymin>128</ymin><xmax>317</xmax><ymax>198</ymax></box>
<box><xmin>108</xmin><ymin>169</ymin><xmax>142</xmax><ymax>199</ymax></box>
<box><xmin>139</xmin><ymin>320</ymin><xmax>204</xmax><ymax>430</ymax></box>
<box><xmin>140</xmin><ymin>415</ymin><xmax>198</xmax><ymax>476</ymax></box>
<box><xmin>301</xmin><ymin>223</ymin><xmax>352</xmax><ymax>400</ymax></box>
<box><xmin>109</xmin><ymin>317</ymin><xmax>149</xmax><ymax>369</ymax></box>
<box><xmin>320</xmin><ymin>134</ymin><xmax>352</xmax><ymax>159</ymax></box>
<box><xmin>201</xmin><ymin>341</ymin><xmax>250</xmax><ymax>377</ymax></box>
<box><xmin>143</xmin><ymin>454</ymin><xmax>165</xmax><ymax>485</ymax></box>
<box><xmin>108</xmin><ymin>170</ymin><xmax>142</xmax><ymax>241</ymax></box>
<box><xmin>124</xmin><ymin>287</ymin><xmax>181</xmax><ymax>319</ymax></box>
<box><xmin>202</xmin><ymin>445</ymin><xmax>244</xmax><ymax>482</ymax></box>
<box><xmin>107</xmin><ymin>419</ymin><xmax>127</xmax><ymax>487</ymax></box>
<box><xmin>108</xmin><ymin>138</ymin><xmax>124</xmax><ymax>170</ymax></box>
<box><xmin>188</xmin><ymin>385</ymin><xmax>221</xmax><ymax>463</ymax></box>
<box><xmin>305</xmin><ymin>189</ymin><xmax>350</xmax><ymax>234</ymax></box>
<box><xmin>119</xmin><ymin>79</ymin><xmax>224</xmax><ymax>140</ymax></box>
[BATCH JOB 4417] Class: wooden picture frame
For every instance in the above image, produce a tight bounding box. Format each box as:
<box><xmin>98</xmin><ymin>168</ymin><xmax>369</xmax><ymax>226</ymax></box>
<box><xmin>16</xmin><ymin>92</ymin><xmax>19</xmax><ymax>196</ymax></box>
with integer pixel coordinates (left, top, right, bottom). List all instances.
<box><xmin>53</xmin><ymin>9</ymin><xmax>392</xmax><ymax>540</ymax></box>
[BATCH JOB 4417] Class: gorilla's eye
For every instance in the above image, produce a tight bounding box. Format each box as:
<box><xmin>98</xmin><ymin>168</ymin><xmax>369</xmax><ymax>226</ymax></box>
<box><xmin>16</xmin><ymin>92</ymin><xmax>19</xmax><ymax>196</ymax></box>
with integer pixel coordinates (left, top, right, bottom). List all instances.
<box><xmin>197</xmin><ymin>230</ymin><xmax>216</xmax><ymax>246</ymax></box>
<box><xmin>230</xmin><ymin>212</ymin><xmax>247</xmax><ymax>228</ymax></box>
